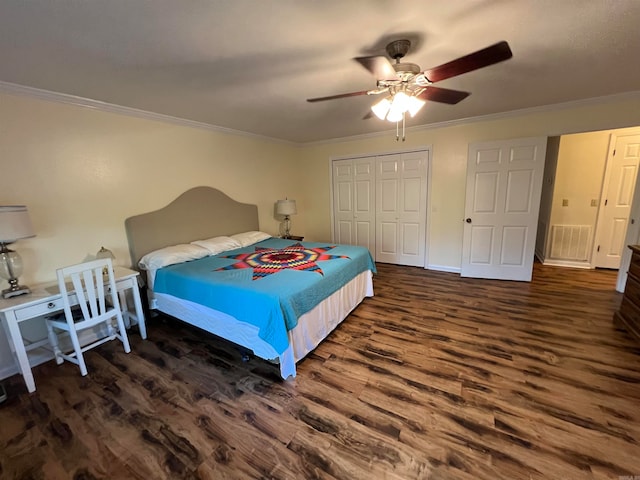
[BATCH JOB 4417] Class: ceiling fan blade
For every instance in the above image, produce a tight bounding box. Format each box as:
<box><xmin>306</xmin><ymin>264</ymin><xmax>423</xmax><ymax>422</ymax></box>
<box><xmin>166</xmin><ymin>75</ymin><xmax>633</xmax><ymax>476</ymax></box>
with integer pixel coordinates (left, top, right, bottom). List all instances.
<box><xmin>307</xmin><ymin>90</ymin><xmax>370</xmax><ymax>102</ymax></box>
<box><xmin>423</xmin><ymin>41</ymin><xmax>513</xmax><ymax>83</ymax></box>
<box><xmin>417</xmin><ymin>86</ymin><xmax>470</xmax><ymax>104</ymax></box>
<box><xmin>354</xmin><ymin>55</ymin><xmax>398</xmax><ymax>80</ymax></box>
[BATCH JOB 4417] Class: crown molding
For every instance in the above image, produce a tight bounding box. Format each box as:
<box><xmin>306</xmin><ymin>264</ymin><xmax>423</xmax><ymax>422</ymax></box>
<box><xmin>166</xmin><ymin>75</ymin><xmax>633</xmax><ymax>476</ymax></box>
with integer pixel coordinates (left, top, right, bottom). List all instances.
<box><xmin>305</xmin><ymin>90</ymin><xmax>640</xmax><ymax>147</ymax></box>
<box><xmin>0</xmin><ymin>80</ymin><xmax>295</xmax><ymax>146</ymax></box>
<box><xmin>411</xmin><ymin>90</ymin><xmax>640</xmax><ymax>133</ymax></box>
<box><xmin>2</xmin><ymin>80</ymin><xmax>639</xmax><ymax>148</ymax></box>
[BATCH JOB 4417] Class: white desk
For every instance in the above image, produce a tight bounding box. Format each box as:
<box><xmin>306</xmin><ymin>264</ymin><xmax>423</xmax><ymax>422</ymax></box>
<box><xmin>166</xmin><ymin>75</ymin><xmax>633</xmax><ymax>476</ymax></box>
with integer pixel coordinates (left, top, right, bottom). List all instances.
<box><xmin>0</xmin><ymin>267</ymin><xmax>146</xmax><ymax>393</ymax></box>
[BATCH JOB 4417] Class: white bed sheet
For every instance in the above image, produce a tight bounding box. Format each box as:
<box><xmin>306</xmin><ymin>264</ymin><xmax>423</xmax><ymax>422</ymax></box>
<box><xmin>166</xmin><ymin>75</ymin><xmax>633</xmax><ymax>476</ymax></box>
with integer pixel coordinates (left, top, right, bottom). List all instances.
<box><xmin>150</xmin><ymin>270</ymin><xmax>373</xmax><ymax>379</ymax></box>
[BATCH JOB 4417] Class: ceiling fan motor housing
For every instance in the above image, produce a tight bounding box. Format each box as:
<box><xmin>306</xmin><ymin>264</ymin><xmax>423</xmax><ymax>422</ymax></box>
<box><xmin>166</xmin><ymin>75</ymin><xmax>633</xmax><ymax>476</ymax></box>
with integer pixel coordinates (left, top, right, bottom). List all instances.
<box><xmin>387</xmin><ymin>40</ymin><xmax>420</xmax><ymax>80</ymax></box>
<box><xmin>386</xmin><ymin>39</ymin><xmax>411</xmax><ymax>60</ymax></box>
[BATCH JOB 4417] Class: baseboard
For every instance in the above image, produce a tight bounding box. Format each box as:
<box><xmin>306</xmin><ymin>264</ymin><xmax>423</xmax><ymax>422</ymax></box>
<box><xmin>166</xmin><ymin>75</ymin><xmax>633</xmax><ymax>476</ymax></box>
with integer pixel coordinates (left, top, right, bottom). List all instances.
<box><xmin>426</xmin><ymin>264</ymin><xmax>461</xmax><ymax>274</ymax></box>
<box><xmin>0</xmin><ymin>326</ymin><xmax>110</xmax><ymax>381</ymax></box>
<box><xmin>0</xmin><ymin>364</ymin><xmax>19</xmax><ymax>381</ymax></box>
<box><xmin>542</xmin><ymin>259</ymin><xmax>593</xmax><ymax>269</ymax></box>
<box><xmin>0</xmin><ymin>350</ymin><xmax>52</xmax><ymax>380</ymax></box>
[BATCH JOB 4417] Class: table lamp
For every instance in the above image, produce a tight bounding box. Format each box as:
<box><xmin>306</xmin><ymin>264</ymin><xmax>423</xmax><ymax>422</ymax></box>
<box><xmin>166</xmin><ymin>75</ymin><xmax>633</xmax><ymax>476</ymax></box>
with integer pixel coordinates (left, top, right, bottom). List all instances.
<box><xmin>97</xmin><ymin>246</ymin><xmax>115</xmax><ymax>275</ymax></box>
<box><xmin>0</xmin><ymin>205</ymin><xmax>36</xmax><ymax>299</ymax></box>
<box><xmin>276</xmin><ymin>199</ymin><xmax>297</xmax><ymax>238</ymax></box>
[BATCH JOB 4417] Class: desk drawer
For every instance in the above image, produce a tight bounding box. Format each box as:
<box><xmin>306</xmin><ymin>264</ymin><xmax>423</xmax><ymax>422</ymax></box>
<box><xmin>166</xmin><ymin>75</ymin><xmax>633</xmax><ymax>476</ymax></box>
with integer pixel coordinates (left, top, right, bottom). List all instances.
<box><xmin>14</xmin><ymin>299</ymin><xmax>63</xmax><ymax>321</ymax></box>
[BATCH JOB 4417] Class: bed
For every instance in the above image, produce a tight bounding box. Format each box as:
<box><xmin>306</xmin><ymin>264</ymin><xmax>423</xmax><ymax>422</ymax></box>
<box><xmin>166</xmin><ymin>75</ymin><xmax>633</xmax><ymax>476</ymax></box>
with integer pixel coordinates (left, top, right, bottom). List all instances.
<box><xmin>125</xmin><ymin>186</ymin><xmax>375</xmax><ymax>379</ymax></box>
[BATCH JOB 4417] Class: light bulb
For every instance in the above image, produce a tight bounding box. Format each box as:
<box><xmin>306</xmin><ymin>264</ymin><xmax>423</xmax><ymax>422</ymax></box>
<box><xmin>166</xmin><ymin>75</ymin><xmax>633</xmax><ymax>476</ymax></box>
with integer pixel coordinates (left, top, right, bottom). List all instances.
<box><xmin>371</xmin><ymin>97</ymin><xmax>391</xmax><ymax>120</ymax></box>
<box><xmin>390</xmin><ymin>91</ymin><xmax>411</xmax><ymax>112</ymax></box>
<box><xmin>386</xmin><ymin>108</ymin><xmax>404</xmax><ymax>123</ymax></box>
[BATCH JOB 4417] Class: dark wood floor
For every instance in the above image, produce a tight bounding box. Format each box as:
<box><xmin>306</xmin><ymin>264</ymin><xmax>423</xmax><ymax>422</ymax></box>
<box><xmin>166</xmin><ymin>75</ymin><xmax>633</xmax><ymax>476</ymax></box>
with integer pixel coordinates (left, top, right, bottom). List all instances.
<box><xmin>1</xmin><ymin>263</ymin><xmax>640</xmax><ymax>479</ymax></box>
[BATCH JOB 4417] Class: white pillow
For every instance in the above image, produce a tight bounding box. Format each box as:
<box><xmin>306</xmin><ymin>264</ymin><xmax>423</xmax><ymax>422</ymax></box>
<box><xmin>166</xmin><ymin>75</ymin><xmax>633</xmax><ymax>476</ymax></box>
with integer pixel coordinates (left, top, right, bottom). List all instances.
<box><xmin>191</xmin><ymin>236</ymin><xmax>241</xmax><ymax>255</ymax></box>
<box><xmin>138</xmin><ymin>243</ymin><xmax>209</xmax><ymax>271</ymax></box>
<box><xmin>230</xmin><ymin>231</ymin><xmax>271</xmax><ymax>247</ymax></box>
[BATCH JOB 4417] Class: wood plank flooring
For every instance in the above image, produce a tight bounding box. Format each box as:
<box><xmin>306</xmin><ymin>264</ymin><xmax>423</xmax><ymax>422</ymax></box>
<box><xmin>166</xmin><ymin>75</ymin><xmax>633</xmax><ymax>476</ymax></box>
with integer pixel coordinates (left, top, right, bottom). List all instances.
<box><xmin>1</xmin><ymin>262</ymin><xmax>640</xmax><ymax>479</ymax></box>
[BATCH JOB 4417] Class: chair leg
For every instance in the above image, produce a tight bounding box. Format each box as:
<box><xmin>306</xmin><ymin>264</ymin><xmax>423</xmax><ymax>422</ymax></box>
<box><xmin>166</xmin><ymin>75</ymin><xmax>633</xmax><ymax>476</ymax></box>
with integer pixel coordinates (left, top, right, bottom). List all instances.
<box><xmin>45</xmin><ymin>322</ymin><xmax>64</xmax><ymax>365</ymax></box>
<box><xmin>114</xmin><ymin>311</ymin><xmax>131</xmax><ymax>353</ymax></box>
<box><xmin>67</xmin><ymin>327</ymin><xmax>88</xmax><ymax>376</ymax></box>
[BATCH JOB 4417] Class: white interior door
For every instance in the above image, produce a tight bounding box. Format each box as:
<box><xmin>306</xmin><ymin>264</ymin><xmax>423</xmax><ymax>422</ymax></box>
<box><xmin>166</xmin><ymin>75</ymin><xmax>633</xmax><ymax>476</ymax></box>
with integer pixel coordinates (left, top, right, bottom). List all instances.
<box><xmin>332</xmin><ymin>158</ymin><xmax>375</xmax><ymax>254</ymax></box>
<box><xmin>376</xmin><ymin>151</ymin><xmax>427</xmax><ymax>266</ymax></box>
<box><xmin>594</xmin><ymin>134</ymin><xmax>640</xmax><ymax>269</ymax></box>
<box><xmin>461</xmin><ymin>137</ymin><xmax>547</xmax><ymax>281</ymax></box>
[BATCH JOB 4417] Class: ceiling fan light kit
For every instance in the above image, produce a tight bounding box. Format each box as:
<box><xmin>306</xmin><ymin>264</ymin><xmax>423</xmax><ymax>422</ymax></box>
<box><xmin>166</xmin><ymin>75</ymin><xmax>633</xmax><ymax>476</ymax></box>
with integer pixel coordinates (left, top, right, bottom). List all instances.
<box><xmin>371</xmin><ymin>91</ymin><xmax>426</xmax><ymax>121</ymax></box>
<box><xmin>307</xmin><ymin>39</ymin><xmax>513</xmax><ymax>141</ymax></box>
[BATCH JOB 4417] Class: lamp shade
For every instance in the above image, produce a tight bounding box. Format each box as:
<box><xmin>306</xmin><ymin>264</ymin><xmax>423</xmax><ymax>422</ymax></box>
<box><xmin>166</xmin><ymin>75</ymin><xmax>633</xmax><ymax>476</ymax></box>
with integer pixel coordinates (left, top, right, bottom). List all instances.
<box><xmin>371</xmin><ymin>97</ymin><xmax>392</xmax><ymax>120</ymax></box>
<box><xmin>276</xmin><ymin>199</ymin><xmax>297</xmax><ymax>216</ymax></box>
<box><xmin>0</xmin><ymin>206</ymin><xmax>35</xmax><ymax>243</ymax></box>
<box><xmin>97</xmin><ymin>246</ymin><xmax>115</xmax><ymax>260</ymax></box>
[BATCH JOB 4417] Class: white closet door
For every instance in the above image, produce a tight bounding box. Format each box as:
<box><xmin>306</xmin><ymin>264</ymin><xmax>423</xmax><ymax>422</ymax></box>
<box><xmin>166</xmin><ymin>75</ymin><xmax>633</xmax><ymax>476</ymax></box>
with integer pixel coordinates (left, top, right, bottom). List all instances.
<box><xmin>375</xmin><ymin>151</ymin><xmax>428</xmax><ymax>266</ymax></box>
<box><xmin>332</xmin><ymin>158</ymin><xmax>375</xmax><ymax>254</ymax></box>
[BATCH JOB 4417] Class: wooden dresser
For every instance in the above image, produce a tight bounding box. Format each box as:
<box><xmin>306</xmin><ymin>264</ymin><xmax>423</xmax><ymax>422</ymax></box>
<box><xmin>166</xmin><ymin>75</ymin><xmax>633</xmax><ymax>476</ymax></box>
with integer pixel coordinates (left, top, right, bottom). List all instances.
<box><xmin>615</xmin><ymin>245</ymin><xmax>640</xmax><ymax>342</ymax></box>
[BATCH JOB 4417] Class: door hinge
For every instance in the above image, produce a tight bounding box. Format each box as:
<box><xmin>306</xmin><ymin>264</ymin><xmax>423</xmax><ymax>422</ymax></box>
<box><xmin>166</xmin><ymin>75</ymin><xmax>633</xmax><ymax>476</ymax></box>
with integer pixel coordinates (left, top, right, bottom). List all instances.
<box><xmin>605</xmin><ymin>199</ymin><xmax>608</xmax><ymax>206</ymax></box>
<box><xmin>597</xmin><ymin>245</ymin><xmax>601</xmax><ymax>252</ymax></box>
<box><xmin>613</xmin><ymin>149</ymin><xmax>616</xmax><ymax>156</ymax></box>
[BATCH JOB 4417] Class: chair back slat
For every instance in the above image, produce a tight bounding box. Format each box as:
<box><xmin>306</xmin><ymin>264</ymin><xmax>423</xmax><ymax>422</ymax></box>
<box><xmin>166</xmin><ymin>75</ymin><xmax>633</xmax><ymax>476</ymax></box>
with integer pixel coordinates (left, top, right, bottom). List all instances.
<box><xmin>82</xmin><ymin>269</ymin><xmax>97</xmax><ymax>315</ymax></box>
<box><xmin>94</xmin><ymin>266</ymin><xmax>107</xmax><ymax>314</ymax></box>
<box><xmin>71</xmin><ymin>272</ymin><xmax>90</xmax><ymax>321</ymax></box>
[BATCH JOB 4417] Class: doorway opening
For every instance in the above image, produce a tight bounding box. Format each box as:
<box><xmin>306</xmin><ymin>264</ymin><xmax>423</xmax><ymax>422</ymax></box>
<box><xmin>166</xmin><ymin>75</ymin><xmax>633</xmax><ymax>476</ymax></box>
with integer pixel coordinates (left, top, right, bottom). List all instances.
<box><xmin>536</xmin><ymin>127</ymin><xmax>640</xmax><ymax>273</ymax></box>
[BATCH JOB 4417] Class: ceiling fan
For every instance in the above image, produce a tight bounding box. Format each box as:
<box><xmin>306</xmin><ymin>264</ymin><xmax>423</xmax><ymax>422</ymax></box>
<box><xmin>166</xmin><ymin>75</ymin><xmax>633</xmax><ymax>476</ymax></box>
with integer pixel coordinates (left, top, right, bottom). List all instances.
<box><xmin>307</xmin><ymin>39</ymin><xmax>513</xmax><ymax>139</ymax></box>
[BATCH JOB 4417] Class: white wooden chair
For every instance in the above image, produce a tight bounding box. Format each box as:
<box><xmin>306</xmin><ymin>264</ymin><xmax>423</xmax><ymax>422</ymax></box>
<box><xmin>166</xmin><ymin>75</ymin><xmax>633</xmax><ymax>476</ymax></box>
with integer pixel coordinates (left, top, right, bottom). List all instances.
<box><xmin>46</xmin><ymin>258</ymin><xmax>131</xmax><ymax>376</ymax></box>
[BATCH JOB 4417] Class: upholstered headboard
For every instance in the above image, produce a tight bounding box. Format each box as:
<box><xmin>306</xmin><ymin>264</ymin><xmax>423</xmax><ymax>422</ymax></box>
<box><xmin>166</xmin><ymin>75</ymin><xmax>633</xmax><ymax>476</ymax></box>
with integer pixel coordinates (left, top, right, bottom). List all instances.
<box><xmin>125</xmin><ymin>186</ymin><xmax>259</xmax><ymax>268</ymax></box>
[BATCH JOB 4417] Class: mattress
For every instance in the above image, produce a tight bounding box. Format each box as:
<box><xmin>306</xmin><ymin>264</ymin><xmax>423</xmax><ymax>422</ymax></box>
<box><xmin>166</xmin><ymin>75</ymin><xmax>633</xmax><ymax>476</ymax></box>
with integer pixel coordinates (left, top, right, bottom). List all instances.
<box><xmin>151</xmin><ymin>269</ymin><xmax>374</xmax><ymax>378</ymax></box>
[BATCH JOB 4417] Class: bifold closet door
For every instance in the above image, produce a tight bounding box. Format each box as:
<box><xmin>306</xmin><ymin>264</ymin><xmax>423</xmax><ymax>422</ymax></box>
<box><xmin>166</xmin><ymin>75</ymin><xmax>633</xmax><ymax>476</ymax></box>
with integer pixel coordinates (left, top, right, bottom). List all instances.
<box><xmin>375</xmin><ymin>151</ymin><xmax>428</xmax><ymax>266</ymax></box>
<box><xmin>332</xmin><ymin>158</ymin><xmax>375</xmax><ymax>255</ymax></box>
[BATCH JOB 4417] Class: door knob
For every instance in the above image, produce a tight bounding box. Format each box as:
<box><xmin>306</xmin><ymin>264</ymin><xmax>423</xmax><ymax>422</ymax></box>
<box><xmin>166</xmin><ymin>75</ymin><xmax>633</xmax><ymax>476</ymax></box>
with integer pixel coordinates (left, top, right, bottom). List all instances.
<box><xmin>465</xmin><ymin>218</ymin><xmax>472</xmax><ymax>223</ymax></box>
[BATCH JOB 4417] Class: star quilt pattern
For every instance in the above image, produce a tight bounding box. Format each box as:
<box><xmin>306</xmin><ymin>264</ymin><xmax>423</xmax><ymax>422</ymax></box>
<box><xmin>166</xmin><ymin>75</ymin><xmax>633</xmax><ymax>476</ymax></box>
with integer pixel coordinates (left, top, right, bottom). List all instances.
<box><xmin>216</xmin><ymin>242</ymin><xmax>350</xmax><ymax>280</ymax></box>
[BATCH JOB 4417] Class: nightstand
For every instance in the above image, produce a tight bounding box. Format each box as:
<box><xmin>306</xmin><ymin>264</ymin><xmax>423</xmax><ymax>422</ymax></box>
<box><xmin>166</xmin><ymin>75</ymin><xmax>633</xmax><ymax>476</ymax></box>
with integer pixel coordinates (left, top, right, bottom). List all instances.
<box><xmin>283</xmin><ymin>235</ymin><xmax>304</xmax><ymax>241</ymax></box>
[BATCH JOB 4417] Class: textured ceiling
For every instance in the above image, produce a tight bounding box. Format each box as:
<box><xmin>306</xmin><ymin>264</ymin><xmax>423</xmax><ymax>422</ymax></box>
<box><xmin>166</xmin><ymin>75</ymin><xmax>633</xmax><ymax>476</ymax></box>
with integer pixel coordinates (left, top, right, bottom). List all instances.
<box><xmin>1</xmin><ymin>0</ymin><xmax>639</xmax><ymax>143</ymax></box>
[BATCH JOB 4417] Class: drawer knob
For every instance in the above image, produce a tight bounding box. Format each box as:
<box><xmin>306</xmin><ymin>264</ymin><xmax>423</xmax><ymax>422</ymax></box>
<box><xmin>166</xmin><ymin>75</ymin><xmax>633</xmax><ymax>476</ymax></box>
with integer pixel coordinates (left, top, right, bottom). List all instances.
<box><xmin>47</xmin><ymin>302</ymin><xmax>56</xmax><ymax>309</ymax></box>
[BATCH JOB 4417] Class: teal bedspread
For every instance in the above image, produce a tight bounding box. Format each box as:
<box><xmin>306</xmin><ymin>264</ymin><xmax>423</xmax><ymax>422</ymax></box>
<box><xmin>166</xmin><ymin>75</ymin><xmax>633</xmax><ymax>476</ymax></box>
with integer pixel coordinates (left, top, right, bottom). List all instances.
<box><xmin>153</xmin><ymin>238</ymin><xmax>376</xmax><ymax>354</ymax></box>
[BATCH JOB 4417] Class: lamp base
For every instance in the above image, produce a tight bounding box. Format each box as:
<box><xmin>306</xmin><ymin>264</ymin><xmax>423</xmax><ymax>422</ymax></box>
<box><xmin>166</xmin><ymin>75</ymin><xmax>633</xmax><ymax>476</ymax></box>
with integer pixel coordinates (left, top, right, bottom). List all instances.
<box><xmin>2</xmin><ymin>284</ymin><xmax>30</xmax><ymax>299</ymax></box>
<box><xmin>280</xmin><ymin>216</ymin><xmax>292</xmax><ymax>238</ymax></box>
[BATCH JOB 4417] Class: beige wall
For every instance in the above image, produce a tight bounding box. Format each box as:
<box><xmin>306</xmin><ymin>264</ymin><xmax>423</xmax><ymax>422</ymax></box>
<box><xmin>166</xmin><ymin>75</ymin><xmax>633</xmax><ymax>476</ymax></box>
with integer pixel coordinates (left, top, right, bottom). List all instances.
<box><xmin>0</xmin><ymin>92</ymin><xmax>302</xmax><ymax>285</ymax></box>
<box><xmin>550</xmin><ymin>131</ymin><xmax>611</xmax><ymax>228</ymax></box>
<box><xmin>302</xmin><ymin>97</ymin><xmax>640</xmax><ymax>269</ymax></box>
<box><xmin>2</xmin><ymin>91</ymin><xmax>640</xmax><ymax>281</ymax></box>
